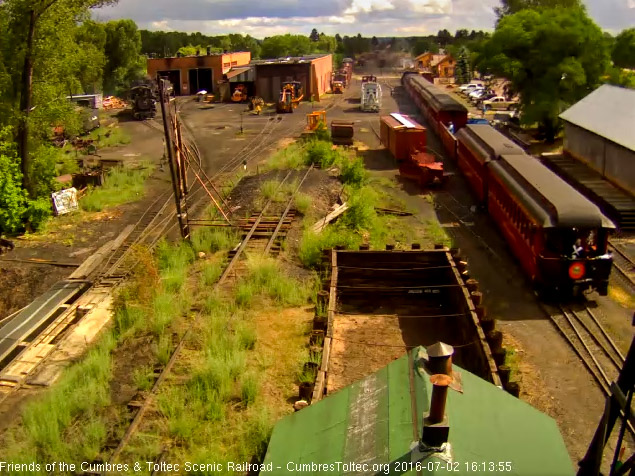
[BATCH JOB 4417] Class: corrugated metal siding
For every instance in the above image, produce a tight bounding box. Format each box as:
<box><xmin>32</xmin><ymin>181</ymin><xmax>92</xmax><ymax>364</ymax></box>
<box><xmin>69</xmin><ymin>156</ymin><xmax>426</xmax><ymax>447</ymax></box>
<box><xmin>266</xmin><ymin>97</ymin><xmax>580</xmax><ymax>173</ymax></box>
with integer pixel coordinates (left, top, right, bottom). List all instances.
<box><xmin>605</xmin><ymin>141</ymin><xmax>635</xmax><ymax>195</ymax></box>
<box><xmin>564</xmin><ymin>123</ymin><xmax>605</xmax><ymax>173</ymax></box>
<box><xmin>564</xmin><ymin>122</ymin><xmax>635</xmax><ymax>195</ymax></box>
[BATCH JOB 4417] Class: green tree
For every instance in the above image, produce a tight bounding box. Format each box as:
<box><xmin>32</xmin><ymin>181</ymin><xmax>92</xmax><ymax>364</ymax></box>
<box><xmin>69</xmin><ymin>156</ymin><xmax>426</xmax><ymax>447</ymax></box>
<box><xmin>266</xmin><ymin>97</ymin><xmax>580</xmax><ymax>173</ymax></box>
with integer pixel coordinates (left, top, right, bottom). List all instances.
<box><xmin>103</xmin><ymin>19</ymin><xmax>145</xmax><ymax>95</ymax></box>
<box><xmin>309</xmin><ymin>28</ymin><xmax>320</xmax><ymax>42</ymax></box>
<box><xmin>612</xmin><ymin>28</ymin><xmax>635</xmax><ymax>69</ymax></box>
<box><xmin>261</xmin><ymin>34</ymin><xmax>315</xmax><ymax>58</ymax></box>
<box><xmin>0</xmin><ymin>128</ymin><xmax>29</xmax><ymax>232</ymax></box>
<box><xmin>494</xmin><ymin>0</ymin><xmax>582</xmax><ymax>18</ymax></box>
<box><xmin>74</xmin><ymin>20</ymin><xmax>107</xmax><ymax>93</ymax></box>
<box><xmin>412</xmin><ymin>37</ymin><xmax>434</xmax><ymax>57</ymax></box>
<box><xmin>316</xmin><ymin>34</ymin><xmax>337</xmax><ymax>53</ymax></box>
<box><xmin>479</xmin><ymin>6</ymin><xmax>609</xmax><ymax>142</ymax></box>
<box><xmin>454</xmin><ymin>47</ymin><xmax>471</xmax><ymax>84</ymax></box>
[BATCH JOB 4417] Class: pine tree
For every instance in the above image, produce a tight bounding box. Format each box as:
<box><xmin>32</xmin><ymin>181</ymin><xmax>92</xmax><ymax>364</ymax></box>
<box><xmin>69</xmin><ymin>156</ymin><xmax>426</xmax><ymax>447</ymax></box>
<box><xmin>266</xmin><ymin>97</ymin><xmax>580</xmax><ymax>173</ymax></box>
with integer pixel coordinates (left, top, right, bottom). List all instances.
<box><xmin>455</xmin><ymin>47</ymin><xmax>471</xmax><ymax>84</ymax></box>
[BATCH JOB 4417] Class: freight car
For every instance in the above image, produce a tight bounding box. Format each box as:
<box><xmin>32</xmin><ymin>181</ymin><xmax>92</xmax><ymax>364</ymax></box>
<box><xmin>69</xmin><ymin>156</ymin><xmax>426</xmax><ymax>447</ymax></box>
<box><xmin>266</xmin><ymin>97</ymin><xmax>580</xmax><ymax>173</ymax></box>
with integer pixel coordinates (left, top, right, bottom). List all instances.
<box><xmin>401</xmin><ymin>72</ymin><xmax>615</xmax><ymax>296</ymax></box>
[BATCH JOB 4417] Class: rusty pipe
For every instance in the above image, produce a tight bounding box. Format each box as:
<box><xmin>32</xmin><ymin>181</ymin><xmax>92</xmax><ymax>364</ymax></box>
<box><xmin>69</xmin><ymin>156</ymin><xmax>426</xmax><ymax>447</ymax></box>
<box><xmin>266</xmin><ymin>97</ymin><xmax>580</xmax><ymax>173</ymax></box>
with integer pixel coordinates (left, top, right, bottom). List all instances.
<box><xmin>429</xmin><ymin>374</ymin><xmax>452</xmax><ymax>423</ymax></box>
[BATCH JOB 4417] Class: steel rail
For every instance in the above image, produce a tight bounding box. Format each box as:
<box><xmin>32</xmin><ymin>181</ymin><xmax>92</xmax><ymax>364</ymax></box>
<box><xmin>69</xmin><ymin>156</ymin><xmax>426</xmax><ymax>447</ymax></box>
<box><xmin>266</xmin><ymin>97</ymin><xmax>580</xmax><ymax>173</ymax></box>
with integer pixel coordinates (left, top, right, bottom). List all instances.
<box><xmin>264</xmin><ymin>165</ymin><xmax>313</xmax><ymax>254</ymax></box>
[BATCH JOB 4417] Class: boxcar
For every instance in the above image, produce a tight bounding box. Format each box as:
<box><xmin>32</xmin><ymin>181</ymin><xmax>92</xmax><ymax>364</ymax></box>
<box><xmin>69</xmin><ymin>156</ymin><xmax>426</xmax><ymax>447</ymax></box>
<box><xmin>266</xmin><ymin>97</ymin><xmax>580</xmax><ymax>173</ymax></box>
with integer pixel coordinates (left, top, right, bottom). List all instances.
<box><xmin>380</xmin><ymin>114</ymin><xmax>427</xmax><ymax>161</ymax></box>
<box><xmin>455</xmin><ymin>124</ymin><xmax>525</xmax><ymax>204</ymax></box>
<box><xmin>487</xmin><ymin>154</ymin><xmax>614</xmax><ymax>295</ymax></box>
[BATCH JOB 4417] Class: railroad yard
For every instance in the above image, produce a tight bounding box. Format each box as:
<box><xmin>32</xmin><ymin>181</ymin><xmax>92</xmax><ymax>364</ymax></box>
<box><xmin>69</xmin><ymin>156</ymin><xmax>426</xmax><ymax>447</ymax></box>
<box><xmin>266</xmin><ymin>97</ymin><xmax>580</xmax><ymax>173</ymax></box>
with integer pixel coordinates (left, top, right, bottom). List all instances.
<box><xmin>0</xmin><ymin>67</ymin><xmax>634</xmax><ymax>475</ymax></box>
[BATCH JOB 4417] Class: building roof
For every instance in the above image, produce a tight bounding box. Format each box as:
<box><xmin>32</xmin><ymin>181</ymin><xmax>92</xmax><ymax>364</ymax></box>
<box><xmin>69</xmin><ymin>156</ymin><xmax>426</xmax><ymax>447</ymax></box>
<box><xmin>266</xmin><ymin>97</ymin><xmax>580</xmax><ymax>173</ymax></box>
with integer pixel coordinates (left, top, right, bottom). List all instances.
<box><xmin>254</xmin><ymin>54</ymin><xmax>331</xmax><ymax>65</ymax></box>
<box><xmin>431</xmin><ymin>55</ymin><xmax>453</xmax><ymax>67</ymax></box>
<box><xmin>263</xmin><ymin>347</ymin><xmax>574</xmax><ymax>475</ymax></box>
<box><xmin>456</xmin><ymin>124</ymin><xmax>525</xmax><ymax>163</ymax></box>
<box><xmin>559</xmin><ymin>84</ymin><xmax>635</xmax><ymax>152</ymax></box>
<box><xmin>490</xmin><ymin>154</ymin><xmax>615</xmax><ymax>229</ymax></box>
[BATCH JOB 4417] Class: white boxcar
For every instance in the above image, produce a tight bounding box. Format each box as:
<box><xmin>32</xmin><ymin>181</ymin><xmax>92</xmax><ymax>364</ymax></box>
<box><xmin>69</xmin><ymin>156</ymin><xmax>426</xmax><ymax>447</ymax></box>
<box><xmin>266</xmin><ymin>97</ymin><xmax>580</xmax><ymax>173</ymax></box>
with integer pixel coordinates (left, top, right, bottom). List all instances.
<box><xmin>361</xmin><ymin>82</ymin><xmax>382</xmax><ymax>112</ymax></box>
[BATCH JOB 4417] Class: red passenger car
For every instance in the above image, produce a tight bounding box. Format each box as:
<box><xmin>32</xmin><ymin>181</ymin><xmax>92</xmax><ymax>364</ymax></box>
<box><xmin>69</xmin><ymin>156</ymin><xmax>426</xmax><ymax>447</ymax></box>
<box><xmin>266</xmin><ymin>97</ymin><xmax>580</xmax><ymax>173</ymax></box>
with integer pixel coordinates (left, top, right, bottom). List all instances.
<box><xmin>487</xmin><ymin>154</ymin><xmax>615</xmax><ymax>296</ymax></box>
<box><xmin>455</xmin><ymin>124</ymin><xmax>525</xmax><ymax>203</ymax></box>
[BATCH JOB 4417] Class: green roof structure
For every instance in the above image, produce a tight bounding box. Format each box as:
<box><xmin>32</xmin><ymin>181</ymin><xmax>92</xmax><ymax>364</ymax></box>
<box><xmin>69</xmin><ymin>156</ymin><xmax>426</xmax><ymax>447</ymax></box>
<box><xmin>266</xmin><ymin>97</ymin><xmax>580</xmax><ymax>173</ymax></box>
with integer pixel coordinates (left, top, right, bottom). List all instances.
<box><xmin>263</xmin><ymin>346</ymin><xmax>574</xmax><ymax>475</ymax></box>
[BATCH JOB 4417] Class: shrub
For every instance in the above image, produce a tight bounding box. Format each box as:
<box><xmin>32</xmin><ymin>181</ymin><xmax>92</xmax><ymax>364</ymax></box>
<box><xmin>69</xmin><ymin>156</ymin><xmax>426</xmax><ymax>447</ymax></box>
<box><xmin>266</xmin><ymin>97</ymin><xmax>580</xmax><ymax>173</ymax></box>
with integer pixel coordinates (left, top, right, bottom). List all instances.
<box><xmin>306</xmin><ymin>141</ymin><xmax>337</xmax><ymax>168</ymax></box>
<box><xmin>191</xmin><ymin>228</ymin><xmax>237</xmax><ymax>254</ymax></box>
<box><xmin>340</xmin><ymin>186</ymin><xmax>377</xmax><ymax>230</ymax></box>
<box><xmin>294</xmin><ymin>192</ymin><xmax>311</xmax><ymax>215</ymax></box>
<box><xmin>340</xmin><ymin>156</ymin><xmax>367</xmax><ymax>187</ymax></box>
<box><xmin>0</xmin><ymin>136</ymin><xmax>29</xmax><ymax>233</ymax></box>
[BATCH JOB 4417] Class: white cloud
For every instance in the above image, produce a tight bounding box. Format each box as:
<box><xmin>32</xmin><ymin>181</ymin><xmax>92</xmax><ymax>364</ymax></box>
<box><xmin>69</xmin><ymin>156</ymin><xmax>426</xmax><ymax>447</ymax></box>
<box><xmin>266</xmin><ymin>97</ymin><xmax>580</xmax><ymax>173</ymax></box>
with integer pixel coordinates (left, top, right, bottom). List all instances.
<box><xmin>94</xmin><ymin>0</ymin><xmax>634</xmax><ymax>36</ymax></box>
<box><xmin>344</xmin><ymin>0</ymin><xmax>395</xmax><ymax>14</ymax></box>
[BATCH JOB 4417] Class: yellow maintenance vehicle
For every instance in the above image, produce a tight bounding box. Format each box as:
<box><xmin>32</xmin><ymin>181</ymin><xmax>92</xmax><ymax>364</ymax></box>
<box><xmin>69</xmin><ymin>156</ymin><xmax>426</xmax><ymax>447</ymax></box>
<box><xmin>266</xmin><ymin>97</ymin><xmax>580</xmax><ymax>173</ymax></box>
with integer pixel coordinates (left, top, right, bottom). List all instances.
<box><xmin>276</xmin><ymin>81</ymin><xmax>304</xmax><ymax>113</ymax></box>
<box><xmin>249</xmin><ymin>96</ymin><xmax>265</xmax><ymax>115</ymax></box>
<box><xmin>332</xmin><ymin>81</ymin><xmax>344</xmax><ymax>94</ymax></box>
<box><xmin>306</xmin><ymin>110</ymin><xmax>326</xmax><ymax>130</ymax></box>
<box><xmin>231</xmin><ymin>84</ymin><xmax>249</xmax><ymax>102</ymax></box>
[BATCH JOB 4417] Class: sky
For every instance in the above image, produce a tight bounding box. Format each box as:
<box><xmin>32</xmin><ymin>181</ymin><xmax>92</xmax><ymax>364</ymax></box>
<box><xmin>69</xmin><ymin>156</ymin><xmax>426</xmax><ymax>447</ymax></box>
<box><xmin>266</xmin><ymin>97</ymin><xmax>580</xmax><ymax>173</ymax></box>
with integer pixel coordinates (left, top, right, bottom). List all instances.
<box><xmin>94</xmin><ymin>0</ymin><xmax>635</xmax><ymax>37</ymax></box>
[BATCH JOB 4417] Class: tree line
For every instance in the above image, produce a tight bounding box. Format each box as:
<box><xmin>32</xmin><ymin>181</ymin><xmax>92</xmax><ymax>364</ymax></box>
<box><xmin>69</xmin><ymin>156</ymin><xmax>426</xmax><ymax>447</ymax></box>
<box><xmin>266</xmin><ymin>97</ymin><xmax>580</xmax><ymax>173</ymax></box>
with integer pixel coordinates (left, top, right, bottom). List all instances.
<box><xmin>0</xmin><ymin>0</ymin><xmax>145</xmax><ymax>233</ymax></box>
<box><xmin>470</xmin><ymin>0</ymin><xmax>635</xmax><ymax>141</ymax></box>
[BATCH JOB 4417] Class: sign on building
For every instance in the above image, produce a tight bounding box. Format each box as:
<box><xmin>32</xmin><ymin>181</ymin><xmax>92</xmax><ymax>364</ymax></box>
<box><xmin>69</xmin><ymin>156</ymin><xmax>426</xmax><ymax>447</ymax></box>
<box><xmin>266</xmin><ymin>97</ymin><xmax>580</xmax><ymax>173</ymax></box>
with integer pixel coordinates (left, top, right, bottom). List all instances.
<box><xmin>51</xmin><ymin>188</ymin><xmax>79</xmax><ymax>216</ymax></box>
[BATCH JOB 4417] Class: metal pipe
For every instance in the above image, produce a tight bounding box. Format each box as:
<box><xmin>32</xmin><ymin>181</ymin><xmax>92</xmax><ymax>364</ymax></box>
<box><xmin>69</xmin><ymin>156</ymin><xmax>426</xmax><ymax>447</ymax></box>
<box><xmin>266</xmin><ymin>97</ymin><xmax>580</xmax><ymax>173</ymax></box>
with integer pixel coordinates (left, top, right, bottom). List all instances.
<box><xmin>429</xmin><ymin>374</ymin><xmax>452</xmax><ymax>423</ymax></box>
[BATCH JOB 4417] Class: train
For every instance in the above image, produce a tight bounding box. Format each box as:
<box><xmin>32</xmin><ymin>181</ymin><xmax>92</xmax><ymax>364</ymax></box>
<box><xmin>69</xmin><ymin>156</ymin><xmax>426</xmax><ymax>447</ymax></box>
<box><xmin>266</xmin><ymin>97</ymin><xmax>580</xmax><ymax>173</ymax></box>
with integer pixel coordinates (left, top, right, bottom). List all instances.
<box><xmin>401</xmin><ymin>72</ymin><xmax>615</xmax><ymax>296</ymax></box>
<box><xmin>360</xmin><ymin>75</ymin><xmax>381</xmax><ymax>112</ymax></box>
<box><xmin>130</xmin><ymin>85</ymin><xmax>157</xmax><ymax>120</ymax></box>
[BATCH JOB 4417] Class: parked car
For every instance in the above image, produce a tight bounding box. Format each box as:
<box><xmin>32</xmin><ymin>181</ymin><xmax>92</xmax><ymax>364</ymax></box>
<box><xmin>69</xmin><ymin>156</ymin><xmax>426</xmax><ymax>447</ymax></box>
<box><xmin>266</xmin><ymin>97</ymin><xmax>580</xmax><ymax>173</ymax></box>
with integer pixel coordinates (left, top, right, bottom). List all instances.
<box><xmin>482</xmin><ymin>96</ymin><xmax>519</xmax><ymax>111</ymax></box>
<box><xmin>459</xmin><ymin>83</ymin><xmax>484</xmax><ymax>94</ymax></box>
<box><xmin>473</xmin><ymin>90</ymin><xmax>497</xmax><ymax>105</ymax></box>
<box><xmin>468</xmin><ymin>89</ymin><xmax>494</xmax><ymax>102</ymax></box>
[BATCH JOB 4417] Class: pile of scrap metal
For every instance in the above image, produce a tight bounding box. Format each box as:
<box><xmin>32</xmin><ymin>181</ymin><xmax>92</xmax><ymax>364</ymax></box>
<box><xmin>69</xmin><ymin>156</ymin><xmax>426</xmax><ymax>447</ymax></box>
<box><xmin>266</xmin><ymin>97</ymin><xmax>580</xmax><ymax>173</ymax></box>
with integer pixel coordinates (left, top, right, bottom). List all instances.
<box><xmin>331</xmin><ymin>120</ymin><xmax>354</xmax><ymax>145</ymax></box>
<box><xmin>276</xmin><ymin>81</ymin><xmax>303</xmax><ymax>113</ymax></box>
<box><xmin>130</xmin><ymin>85</ymin><xmax>157</xmax><ymax>120</ymax></box>
<box><xmin>249</xmin><ymin>96</ymin><xmax>265</xmax><ymax>115</ymax></box>
<box><xmin>398</xmin><ymin>150</ymin><xmax>444</xmax><ymax>187</ymax></box>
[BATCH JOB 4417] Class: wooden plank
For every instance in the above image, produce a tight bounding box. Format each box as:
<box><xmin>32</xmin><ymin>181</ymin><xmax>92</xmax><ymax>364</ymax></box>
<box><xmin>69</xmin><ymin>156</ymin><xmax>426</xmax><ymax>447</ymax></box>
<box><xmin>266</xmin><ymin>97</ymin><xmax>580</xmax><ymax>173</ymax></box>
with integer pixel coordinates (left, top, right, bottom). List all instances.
<box><xmin>322</xmin><ymin>337</ymin><xmax>332</xmax><ymax>373</ymax></box>
<box><xmin>68</xmin><ymin>224</ymin><xmax>134</xmax><ymax>279</ymax></box>
<box><xmin>312</xmin><ymin>370</ymin><xmax>326</xmax><ymax>402</ymax></box>
<box><xmin>0</xmin><ymin>258</ymin><xmax>80</xmax><ymax>268</ymax></box>
<box><xmin>327</xmin><ymin>250</ymin><xmax>338</xmax><ymax>338</ymax></box>
<box><xmin>311</xmin><ymin>203</ymin><xmax>348</xmax><ymax>233</ymax></box>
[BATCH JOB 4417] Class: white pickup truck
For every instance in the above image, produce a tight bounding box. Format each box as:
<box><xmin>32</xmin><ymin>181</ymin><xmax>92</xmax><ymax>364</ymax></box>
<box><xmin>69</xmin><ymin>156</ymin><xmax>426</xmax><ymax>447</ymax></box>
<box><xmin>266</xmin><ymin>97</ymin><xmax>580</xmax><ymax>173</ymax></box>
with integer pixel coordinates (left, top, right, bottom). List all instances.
<box><xmin>482</xmin><ymin>96</ymin><xmax>519</xmax><ymax>111</ymax></box>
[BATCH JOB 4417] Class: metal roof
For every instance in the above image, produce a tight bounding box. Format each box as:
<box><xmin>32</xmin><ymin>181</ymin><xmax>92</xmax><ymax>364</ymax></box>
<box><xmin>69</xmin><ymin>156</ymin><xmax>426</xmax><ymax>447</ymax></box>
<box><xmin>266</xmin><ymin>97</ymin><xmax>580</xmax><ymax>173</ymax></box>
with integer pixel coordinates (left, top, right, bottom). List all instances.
<box><xmin>456</xmin><ymin>124</ymin><xmax>525</xmax><ymax>163</ymax></box>
<box><xmin>253</xmin><ymin>54</ymin><xmax>331</xmax><ymax>65</ymax></box>
<box><xmin>559</xmin><ymin>84</ymin><xmax>635</xmax><ymax>152</ymax></box>
<box><xmin>490</xmin><ymin>154</ymin><xmax>615</xmax><ymax>229</ymax></box>
<box><xmin>405</xmin><ymin>74</ymin><xmax>467</xmax><ymax>114</ymax></box>
<box><xmin>263</xmin><ymin>347</ymin><xmax>574</xmax><ymax>475</ymax></box>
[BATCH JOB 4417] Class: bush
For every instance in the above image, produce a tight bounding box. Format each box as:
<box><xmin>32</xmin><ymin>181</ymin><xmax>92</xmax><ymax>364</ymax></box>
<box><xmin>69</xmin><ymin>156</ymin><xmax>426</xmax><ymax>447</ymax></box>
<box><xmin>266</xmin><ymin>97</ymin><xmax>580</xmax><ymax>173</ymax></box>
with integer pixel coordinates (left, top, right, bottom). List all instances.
<box><xmin>294</xmin><ymin>192</ymin><xmax>311</xmax><ymax>215</ymax></box>
<box><xmin>0</xmin><ymin>135</ymin><xmax>29</xmax><ymax>233</ymax></box>
<box><xmin>81</xmin><ymin>164</ymin><xmax>153</xmax><ymax>212</ymax></box>
<box><xmin>306</xmin><ymin>141</ymin><xmax>337</xmax><ymax>168</ymax></box>
<box><xmin>340</xmin><ymin>156</ymin><xmax>367</xmax><ymax>186</ymax></box>
<box><xmin>340</xmin><ymin>186</ymin><xmax>378</xmax><ymax>230</ymax></box>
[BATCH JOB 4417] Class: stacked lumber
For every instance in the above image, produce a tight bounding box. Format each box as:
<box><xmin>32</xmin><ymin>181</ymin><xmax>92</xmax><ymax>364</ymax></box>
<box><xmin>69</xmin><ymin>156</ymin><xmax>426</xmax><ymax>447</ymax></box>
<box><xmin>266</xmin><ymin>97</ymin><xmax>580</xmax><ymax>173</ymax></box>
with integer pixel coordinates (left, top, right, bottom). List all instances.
<box><xmin>103</xmin><ymin>96</ymin><xmax>127</xmax><ymax>109</ymax></box>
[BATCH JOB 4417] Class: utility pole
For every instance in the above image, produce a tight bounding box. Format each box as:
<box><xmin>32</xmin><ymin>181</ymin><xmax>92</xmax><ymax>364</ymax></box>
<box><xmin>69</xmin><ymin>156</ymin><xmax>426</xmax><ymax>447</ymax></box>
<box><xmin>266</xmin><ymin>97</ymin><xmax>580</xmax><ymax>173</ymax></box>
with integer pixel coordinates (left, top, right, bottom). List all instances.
<box><xmin>158</xmin><ymin>78</ymin><xmax>190</xmax><ymax>240</ymax></box>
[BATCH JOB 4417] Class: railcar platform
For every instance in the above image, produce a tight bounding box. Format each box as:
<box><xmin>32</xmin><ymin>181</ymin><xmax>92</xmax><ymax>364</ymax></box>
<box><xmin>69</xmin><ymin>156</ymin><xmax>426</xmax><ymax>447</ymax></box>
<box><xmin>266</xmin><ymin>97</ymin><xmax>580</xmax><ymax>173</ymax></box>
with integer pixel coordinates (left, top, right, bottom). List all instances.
<box><xmin>0</xmin><ymin>280</ymin><xmax>88</xmax><ymax>366</ymax></box>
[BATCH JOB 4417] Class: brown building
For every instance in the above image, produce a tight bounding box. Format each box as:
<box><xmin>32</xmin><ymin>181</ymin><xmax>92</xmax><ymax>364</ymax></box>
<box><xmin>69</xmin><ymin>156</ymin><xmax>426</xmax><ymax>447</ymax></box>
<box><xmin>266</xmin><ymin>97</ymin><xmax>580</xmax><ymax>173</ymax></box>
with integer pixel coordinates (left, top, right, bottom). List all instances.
<box><xmin>254</xmin><ymin>54</ymin><xmax>332</xmax><ymax>102</ymax></box>
<box><xmin>146</xmin><ymin>51</ymin><xmax>251</xmax><ymax>95</ymax></box>
<box><xmin>432</xmin><ymin>55</ymin><xmax>455</xmax><ymax>78</ymax></box>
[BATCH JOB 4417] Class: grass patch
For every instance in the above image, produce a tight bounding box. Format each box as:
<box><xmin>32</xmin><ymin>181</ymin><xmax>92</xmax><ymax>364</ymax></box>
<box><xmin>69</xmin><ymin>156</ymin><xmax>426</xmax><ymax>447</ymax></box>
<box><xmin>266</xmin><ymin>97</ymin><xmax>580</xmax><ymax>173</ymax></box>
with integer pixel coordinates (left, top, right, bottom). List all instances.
<box><xmin>425</xmin><ymin>219</ymin><xmax>452</xmax><ymax>247</ymax></box>
<box><xmin>87</xmin><ymin>125</ymin><xmax>131</xmax><ymax>148</ymax></box>
<box><xmin>504</xmin><ymin>347</ymin><xmax>521</xmax><ymax>381</ymax></box>
<box><xmin>81</xmin><ymin>163</ymin><xmax>154</xmax><ymax>212</ymax></box>
<box><xmin>261</xmin><ymin>180</ymin><xmax>281</xmax><ymax>201</ymax></box>
<box><xmin>267</xmin><ymin>142</ymin><xmax>307</xmax><ymax>170</ymax></box>
<box><xmin>235</xmin><ymin>255</ymin><xmax>311</xmax><ymax>307</ymax></box>
<box><xmin>608</xmin><ymin>284</ymin><xmax>635</xmax><ymax>309</ymax></box>
<box><xmin>191</xmin><ymin>227</ymin><xmax>238</xmax><ymax>255</ymax></box>
<box><xmin>294</xmin><ymin>192</ymin><xmax>312</xmax><ymax>215</ymax></box>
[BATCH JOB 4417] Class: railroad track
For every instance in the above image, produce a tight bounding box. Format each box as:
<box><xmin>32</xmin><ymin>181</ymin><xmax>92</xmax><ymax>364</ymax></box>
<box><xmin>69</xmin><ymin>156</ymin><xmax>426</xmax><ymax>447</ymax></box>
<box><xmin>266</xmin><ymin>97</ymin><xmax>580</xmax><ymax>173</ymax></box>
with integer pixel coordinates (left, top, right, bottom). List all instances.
<box><xmin>103</xmin><ymin>165</ymin><xmax>313</xmax><ymax>468</ymax></box>
<box><xmin>608</xmin><ymin>241</ymin><xmax>635</xmax><ymax>292</ymax></box>
<box><xmin>542</xmin><ymin>301</ymin><xmax>633</xmax><ymax>435</ymax></box>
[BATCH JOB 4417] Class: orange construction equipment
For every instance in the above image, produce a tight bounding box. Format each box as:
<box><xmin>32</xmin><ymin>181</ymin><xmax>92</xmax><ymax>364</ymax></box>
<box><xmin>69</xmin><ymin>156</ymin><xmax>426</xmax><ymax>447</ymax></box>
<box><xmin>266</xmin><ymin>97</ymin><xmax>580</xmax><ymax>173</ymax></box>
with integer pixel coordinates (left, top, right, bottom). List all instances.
<box><xmin>231</xmin><ymin>84</ymin><xmax>248</xmax><ymax>102</ymax></box>
<box><xmin>307</xmin><ymin>111</ymin><xmax>327</xmax><ymax>130</ymax></box>
<box><xmin>276</xmin><ymin>81</ymin><xmax>304</xmax><ymax>113</ymax></box>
